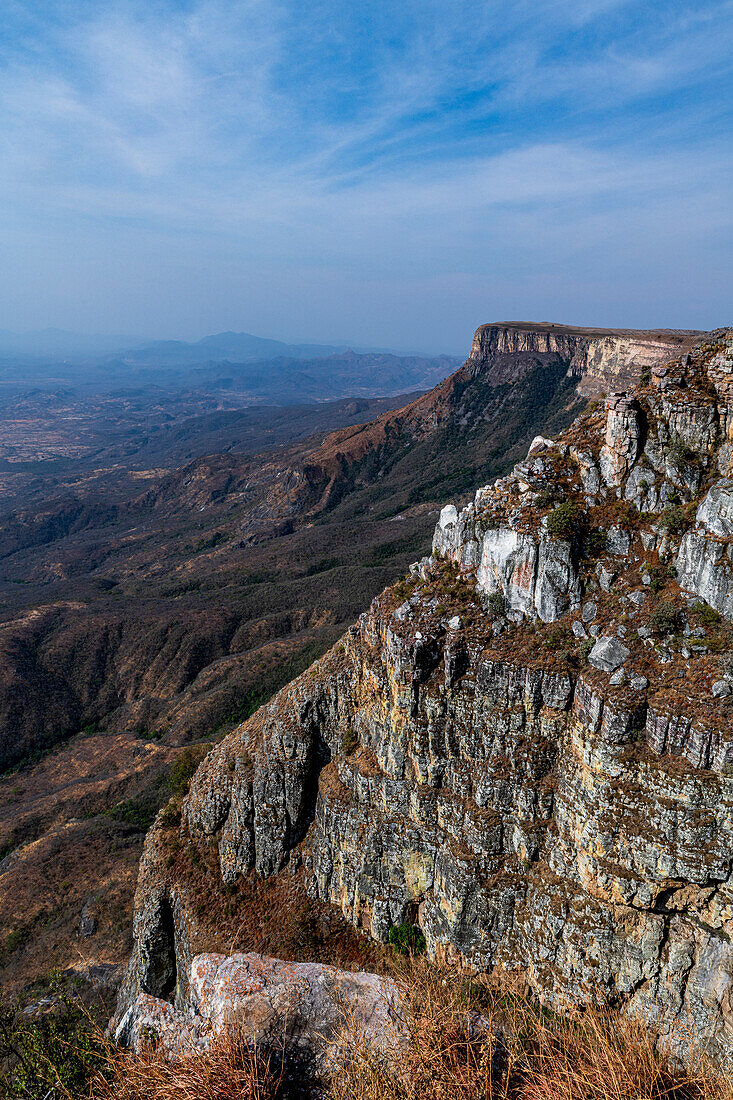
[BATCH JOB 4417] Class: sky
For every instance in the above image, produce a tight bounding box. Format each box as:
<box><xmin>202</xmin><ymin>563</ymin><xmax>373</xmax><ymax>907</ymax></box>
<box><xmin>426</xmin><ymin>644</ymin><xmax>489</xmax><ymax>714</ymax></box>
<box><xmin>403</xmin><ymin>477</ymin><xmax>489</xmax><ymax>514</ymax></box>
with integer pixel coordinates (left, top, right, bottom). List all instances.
<box><xmin>1</xmin><ymin>0</ymin><xmax>732</xmax><ymax>355</ymax></box>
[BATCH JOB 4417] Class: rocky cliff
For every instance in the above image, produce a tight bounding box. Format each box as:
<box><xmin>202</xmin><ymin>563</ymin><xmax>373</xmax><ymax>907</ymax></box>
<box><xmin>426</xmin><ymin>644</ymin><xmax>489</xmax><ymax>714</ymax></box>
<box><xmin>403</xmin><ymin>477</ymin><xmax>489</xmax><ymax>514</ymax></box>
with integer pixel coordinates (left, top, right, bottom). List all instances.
<box><xmin>465</xmin><ymin>322</ymin><xmax>696</xmax><ymax>396</ymax></box>
<box><xmin>119</xmin><ymin>327</ymin><xmax>733</xmax><ymax>1062</ymax></box>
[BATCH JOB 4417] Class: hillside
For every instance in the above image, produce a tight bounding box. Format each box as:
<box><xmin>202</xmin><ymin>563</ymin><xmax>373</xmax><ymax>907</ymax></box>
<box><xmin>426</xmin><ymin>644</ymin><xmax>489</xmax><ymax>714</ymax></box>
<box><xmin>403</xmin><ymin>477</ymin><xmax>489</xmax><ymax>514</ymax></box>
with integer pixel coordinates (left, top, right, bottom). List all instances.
<box><xmin>0</xmin><ymin>321</ymin><xmax>698</xmax><ymax>1001</ymax></box>
<box><xmin>117</xmin><ymin>327</ymin><xmax>733</xmax><ymax>1068</ymax></box>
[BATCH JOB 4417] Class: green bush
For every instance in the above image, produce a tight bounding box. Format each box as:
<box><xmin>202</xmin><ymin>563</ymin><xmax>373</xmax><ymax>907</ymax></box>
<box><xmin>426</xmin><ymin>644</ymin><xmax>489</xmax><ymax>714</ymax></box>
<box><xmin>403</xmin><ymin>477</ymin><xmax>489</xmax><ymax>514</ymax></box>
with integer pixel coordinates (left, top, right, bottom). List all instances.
<box><xmin>583</xmin><ymin>528</ymin><xmax>606</xmax><ymax>558</ymax></box>
<box><xmin>694</xmin><ymin>601</ymin><xmax>722</xmax><ymax>628</ymax></box>
<box><xmin>534</xmin><ymin>487</ymin><xmax>560</xmax><ymax>509</ymax></box>
<box><xmin>341</xmin><ymin>728</ymin><xmax>359</xmax><ymax>756</ymax></box>
<box><xmin>547</xmin><ymin>502</ymin><xmax>583</xmax><ymax>539</ymax></box>
<box><xmin>159</xmin><ymin>800</ymin><xmax>182</xmax><ymax>829</ymax></box>
<box><xmin>649</xmin><ymin>600</ymin><xmax>680</xmax><ymax>635</ymax></box>
<box><xmin>0</xmin><ymin>985</ymin><xmax>108</xmax><ymax>1099</ymax></box>
<box><xmin>668</xmin><ymin>435</ymin><xmax>700</xmax><ymax>470</ymax></box>
<box><xmin>659</xmin><ymin>505</ymin><xmax>692</xmax><ymax>538</ymax></box>
<box><xmin>170</xmin><ymin>747</ymin><xmax>205</xmax><ymax>797</ymax></box>
<box><xmin>486</xmin><ymin>592</ymin><xmax>506</xmax><ymax>617</ymax></box>
<box><xmin>388</xmin><ymin>922</ymin><xmax>426</xmax><ymax>956</ymax></box>
<box><xmin>649</xmin><ymin>563</ymin><xmax>675</xmax><ymax>593</ymax></box>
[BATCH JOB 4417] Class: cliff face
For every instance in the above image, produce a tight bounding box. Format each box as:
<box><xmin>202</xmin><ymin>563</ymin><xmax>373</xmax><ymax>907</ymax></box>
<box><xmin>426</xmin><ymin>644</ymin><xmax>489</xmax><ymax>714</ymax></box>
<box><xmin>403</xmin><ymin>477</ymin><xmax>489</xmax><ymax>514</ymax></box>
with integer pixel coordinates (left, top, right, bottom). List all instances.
<box><xmin>120</xmin><ymin>327</ymin><xmax>733</xmax><ymax>1062</ymax></box>
<box><xmin>466</xmin><ymin>322</ymin><xmax>697</xmax><ymax>395</ymax></box>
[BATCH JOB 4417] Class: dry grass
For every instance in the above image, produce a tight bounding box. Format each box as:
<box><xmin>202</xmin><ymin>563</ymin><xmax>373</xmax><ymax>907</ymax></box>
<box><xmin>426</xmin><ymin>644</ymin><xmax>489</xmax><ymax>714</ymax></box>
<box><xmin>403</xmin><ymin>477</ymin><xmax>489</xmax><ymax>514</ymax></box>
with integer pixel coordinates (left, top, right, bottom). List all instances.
<box><xmin>330</xmin><ymin>964</ymin><xmax>733</xmax><ymax>1100</ymax></box>
<box><xmin>91</xmin><ymin>963</ymin><xmax>733</xmax><ymax>1100</ymax></box>
<box><xmin>93</xmin><ymin>1028</ymin><xmax>311</xmax><ymax>1100</ymax></box>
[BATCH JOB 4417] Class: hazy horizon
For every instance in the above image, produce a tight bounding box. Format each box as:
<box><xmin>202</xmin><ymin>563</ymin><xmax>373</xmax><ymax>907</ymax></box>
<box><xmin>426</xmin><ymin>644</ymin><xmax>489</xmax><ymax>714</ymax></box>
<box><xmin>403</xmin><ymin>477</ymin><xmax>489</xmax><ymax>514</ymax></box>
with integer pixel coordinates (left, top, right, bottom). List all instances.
<box><xmin>2</xmin><ymin>1</ymin><xmax>731</xmax><ymax>351</ymax></box>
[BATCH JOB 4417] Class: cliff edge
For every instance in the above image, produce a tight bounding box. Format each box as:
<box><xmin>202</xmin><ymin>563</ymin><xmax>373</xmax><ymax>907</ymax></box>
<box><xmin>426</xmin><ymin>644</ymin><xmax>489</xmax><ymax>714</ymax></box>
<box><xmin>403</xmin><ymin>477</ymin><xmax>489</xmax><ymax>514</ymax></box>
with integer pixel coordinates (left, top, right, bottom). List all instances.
<box><xmin>118</xmin><ymin>327</ymin><xmax>733</xmax><ymax>1064</ymax></box>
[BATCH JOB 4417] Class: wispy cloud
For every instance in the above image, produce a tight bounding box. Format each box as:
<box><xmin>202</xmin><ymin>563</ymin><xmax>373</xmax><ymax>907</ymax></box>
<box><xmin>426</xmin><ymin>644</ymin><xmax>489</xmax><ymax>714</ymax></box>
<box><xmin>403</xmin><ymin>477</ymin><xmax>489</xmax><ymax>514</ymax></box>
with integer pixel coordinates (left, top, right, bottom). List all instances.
<box><xmin>0</xmin><ymin>0</ymin><xmax>731</xmax><ymax>346</ymax></box>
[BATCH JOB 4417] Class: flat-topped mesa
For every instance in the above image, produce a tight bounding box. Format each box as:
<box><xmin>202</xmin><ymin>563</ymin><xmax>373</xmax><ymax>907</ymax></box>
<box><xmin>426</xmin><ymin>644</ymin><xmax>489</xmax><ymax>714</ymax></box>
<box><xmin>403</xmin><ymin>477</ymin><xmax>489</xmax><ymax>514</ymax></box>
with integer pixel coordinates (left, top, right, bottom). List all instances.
<box><xmin>467</xmin><ymin>322</ymin><xmax>699</xmax><ymax>395</ymax></box>
<box><xmin>119</xmin><ymin>327</ymin><xmax>733</xmax><ymax>1069</ymax></box>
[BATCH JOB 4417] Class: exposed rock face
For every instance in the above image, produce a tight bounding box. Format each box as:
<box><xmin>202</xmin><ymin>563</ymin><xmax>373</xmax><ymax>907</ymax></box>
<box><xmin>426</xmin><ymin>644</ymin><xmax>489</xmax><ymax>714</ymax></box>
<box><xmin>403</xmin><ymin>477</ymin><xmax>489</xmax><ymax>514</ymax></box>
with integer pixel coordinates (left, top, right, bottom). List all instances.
<box><xmin>677</xmin><ymin>480</ymin><xmax>733</xmax><ymax>619</ymax></box>
<box><xmin>117</xmin><ymin>952</ymin><xmax>400</xmax><ymax>1073</ymax></box>
<box><xmin>120</xmin><ymin>329</ymin><xmax>733</xmax><ymax>1066</ymax></box>
<box><xmin>599</xmin><ymin>393</ymin><xmax>642</xmax><ymax>489</ymax></box>
<box><xmin>467</xmin><ymin>323</ymin><xmax>698</xmax><ymax>396</ymax></box>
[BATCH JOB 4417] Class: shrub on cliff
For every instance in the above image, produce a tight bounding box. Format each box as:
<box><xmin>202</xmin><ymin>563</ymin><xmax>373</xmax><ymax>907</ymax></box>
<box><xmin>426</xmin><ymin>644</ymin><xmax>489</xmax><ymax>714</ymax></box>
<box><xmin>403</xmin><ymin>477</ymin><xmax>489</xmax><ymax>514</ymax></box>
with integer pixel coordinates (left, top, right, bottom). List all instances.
<box><xmin>388</xmin><ymin>922</ymin><xmax>426</xmax><ymax>956</ymax></box>
<box><xmin>649</xmin><ymin>600</ymin><xmax>680</xmax><ymax>635</ymax></box>
<box><xmin>547</xmin><ymin>502</ymin><xmax>582</xmax><ymax>539</ymax></box>
<box><xmin>486</xmin><ymin>592</ymin><xmax>506</xmax><ymax>618</ymax></box>
<box><xmin>669</xmin><ymin>435</ymin><xmax>701</xmax><ymax>471</ymax></box>
<box><xmin>659</xmin><ymin>504</ymin><xmax>694</xmax><ymax>538</ymax></box>
<box><xmin>169</xmin><ymin>745</ymin><xmax>209</xmax><ymax>797</ymax></box>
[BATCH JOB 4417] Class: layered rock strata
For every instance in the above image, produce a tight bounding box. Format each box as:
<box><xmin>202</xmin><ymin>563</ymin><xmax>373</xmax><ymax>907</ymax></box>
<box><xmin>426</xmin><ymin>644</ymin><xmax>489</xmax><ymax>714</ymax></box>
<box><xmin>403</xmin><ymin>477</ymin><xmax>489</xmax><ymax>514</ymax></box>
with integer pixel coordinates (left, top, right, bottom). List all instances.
<box><xmin>121</xmin><ymin>329</ymin><xmax>733</xmax><ymax>1064</ymax></box>
<box><xmin>466</xmin><ymin>323</ymin><xmax>698</xmax><ymax>395</ymax></box>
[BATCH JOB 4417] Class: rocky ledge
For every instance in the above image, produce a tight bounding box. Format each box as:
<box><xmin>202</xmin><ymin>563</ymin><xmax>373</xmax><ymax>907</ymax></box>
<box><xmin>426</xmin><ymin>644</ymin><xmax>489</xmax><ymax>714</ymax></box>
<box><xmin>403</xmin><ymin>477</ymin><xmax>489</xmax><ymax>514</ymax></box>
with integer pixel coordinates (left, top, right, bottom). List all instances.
<box><xmin>119</xmin><ymin>329</ymin><xmax>733</xmax><ymax>1065</ymax></box>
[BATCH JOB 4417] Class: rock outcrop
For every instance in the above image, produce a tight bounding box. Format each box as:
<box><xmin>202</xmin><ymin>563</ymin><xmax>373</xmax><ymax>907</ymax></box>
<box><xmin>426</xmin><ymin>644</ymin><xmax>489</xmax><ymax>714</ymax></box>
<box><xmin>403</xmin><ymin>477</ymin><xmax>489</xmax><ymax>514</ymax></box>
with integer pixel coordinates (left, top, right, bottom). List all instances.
<box><xmin>117</xmin><ymin>952</ymin><xmax>400</xmax><ymax>1073</ymax></box>
<box><xmin>119</xmin><ymin>328</ymin><xmax>733</xmax><ymax>1066</ymax></box>
<box><xmin>466</xmin><ymin>323</ymin><xmax>698</xmax><ymax>396</ymax></box>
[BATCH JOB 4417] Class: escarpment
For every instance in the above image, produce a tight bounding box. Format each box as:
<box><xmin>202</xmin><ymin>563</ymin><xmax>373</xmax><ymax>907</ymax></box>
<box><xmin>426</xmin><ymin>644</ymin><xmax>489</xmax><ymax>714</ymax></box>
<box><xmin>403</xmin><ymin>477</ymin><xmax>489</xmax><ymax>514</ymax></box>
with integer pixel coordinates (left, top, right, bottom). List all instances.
<box><xmin>260</xmin><ymin>322</ymin><xmax>697</xmax><ymax>524</ymax></box>
<box><xmin>121</xmin><ymin>328</ymin><xmax>733</xmax><ymax>1063</ymax></box>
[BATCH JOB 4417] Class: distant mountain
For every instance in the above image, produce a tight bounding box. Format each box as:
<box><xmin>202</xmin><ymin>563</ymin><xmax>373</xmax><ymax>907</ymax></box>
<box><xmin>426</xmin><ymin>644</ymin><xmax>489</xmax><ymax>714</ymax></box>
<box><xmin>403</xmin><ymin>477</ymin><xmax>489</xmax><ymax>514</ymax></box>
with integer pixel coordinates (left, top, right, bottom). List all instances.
<box><xmin>121</xmin><ymin>331</ymin><xmax>349</xmax><ymax>365</ymax></box>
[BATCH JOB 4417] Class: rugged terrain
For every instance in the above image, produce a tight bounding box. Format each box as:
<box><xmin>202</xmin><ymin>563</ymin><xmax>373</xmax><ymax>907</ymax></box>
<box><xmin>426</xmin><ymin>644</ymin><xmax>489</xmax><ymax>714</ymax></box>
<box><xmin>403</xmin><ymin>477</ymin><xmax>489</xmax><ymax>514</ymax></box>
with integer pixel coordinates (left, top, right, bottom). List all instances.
<box><xmin>112</xmin><ymin>327</ymin><xmax>733</xmax><ymax>1065</ymax></box>
<box><xmin>0</xmin><ymin>321</ymin><xmax>695</xmax><ymax>1001</ymax></box>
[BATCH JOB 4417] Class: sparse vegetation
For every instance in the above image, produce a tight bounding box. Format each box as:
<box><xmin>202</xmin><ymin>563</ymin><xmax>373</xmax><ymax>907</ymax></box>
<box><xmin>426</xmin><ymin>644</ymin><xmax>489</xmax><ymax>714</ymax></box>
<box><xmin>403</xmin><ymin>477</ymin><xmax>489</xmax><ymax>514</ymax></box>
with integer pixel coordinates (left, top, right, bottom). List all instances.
<box><xmin>547</xmin><ymin>502</ymin><xmax>583</xmax><ymax>539</ymax></box>
<box><xmin>388</xmin><ymin>922</ymin><xmax>426</xmax><ymax>956</ymax></box>
<box><xmin>649</xmin><ymin>599</ymin><xmax>680</xmax><ymax>636</ymax></box>
<box><xmin>0</xmin><ymin>962</ymin><xmax>728</xmax><ymax>1100</ymax></box>
<box><xmin>330</xmin><ymin>963</ymin><xmax>729</xmax><ymax>1100</ymax></box>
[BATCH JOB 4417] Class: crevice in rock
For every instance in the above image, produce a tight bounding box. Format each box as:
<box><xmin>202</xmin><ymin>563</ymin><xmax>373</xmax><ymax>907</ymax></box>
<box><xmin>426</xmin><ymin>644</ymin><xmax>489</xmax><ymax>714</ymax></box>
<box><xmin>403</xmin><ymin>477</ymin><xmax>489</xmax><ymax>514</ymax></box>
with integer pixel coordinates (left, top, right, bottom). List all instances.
<box><xmin>140</xmin><ymin>894</ymin><xmax>177</xmax><ymax>1003</ymax></box>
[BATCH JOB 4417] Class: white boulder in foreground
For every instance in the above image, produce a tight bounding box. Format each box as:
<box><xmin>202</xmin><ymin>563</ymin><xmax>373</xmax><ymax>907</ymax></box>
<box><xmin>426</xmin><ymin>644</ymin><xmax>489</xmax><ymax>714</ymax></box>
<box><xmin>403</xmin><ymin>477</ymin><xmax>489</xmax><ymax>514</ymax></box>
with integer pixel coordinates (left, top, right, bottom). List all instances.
<box><xmin>116</xmin><ymin>952</ymin><xmax>402</xmax><ymax>1072</ymax></box>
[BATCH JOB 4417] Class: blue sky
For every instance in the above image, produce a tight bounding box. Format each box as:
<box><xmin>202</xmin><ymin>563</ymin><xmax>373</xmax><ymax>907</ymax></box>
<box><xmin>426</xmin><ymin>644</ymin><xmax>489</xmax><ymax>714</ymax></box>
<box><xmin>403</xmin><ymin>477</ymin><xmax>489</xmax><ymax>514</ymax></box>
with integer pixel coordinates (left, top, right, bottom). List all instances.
<box><xmin>1</xmin><ymin>0</ymin><xmax>731</xmax><ymax>353</ymax></box>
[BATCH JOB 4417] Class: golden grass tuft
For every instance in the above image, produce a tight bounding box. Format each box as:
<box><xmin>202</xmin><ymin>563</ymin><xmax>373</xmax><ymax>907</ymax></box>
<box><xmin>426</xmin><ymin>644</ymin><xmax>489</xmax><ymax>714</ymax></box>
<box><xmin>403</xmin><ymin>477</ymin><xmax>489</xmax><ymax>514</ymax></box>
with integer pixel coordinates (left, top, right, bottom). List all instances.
<box><xmin>92</xmin><ymin>963</ymin><xmax>733</xmax><ymax>1100</ymax></box>
<box><xmin>330</xmin><ymin>963</ymin><xmax>733</xmax><ymax>1100</ymax></box>
<box><xmin>93</xmin><ymin>1027</ymin><xmax>304</xmax><ymax>1100</ymax></box>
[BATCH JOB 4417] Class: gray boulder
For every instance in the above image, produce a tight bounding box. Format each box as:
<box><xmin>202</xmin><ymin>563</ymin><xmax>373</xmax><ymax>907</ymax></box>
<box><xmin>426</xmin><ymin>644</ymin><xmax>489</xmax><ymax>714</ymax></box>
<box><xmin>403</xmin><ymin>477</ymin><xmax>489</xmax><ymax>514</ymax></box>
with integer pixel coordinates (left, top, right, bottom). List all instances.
<box><xmin>588</xmin><ymin>636</ymin><xmax>630</xmax><ymax>673</ymax></box>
